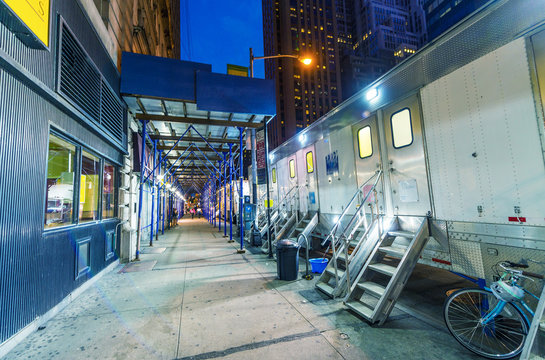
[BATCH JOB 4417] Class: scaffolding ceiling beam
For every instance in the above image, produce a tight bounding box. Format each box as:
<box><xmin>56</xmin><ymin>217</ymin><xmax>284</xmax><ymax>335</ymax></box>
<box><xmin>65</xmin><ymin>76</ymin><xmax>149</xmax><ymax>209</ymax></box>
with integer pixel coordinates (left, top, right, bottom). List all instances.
<box><xmin>135</xmin><ymin>113</ymin><xmax>261</xmax><ymax>128</ymax></box>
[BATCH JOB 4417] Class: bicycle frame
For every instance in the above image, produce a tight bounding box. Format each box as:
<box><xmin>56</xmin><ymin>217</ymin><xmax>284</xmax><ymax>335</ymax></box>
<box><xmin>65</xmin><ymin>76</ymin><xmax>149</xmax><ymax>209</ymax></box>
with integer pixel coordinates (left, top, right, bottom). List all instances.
<box><xmin>481</xmin><ymin>285</ymin><xmax>539</xmax><ymax>328</ymax></box>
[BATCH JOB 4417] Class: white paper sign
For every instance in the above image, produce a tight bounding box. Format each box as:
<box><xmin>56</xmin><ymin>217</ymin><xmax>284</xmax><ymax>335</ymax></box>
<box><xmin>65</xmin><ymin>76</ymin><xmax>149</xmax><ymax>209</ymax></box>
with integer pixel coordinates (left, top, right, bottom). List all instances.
<box><xmin>399</xmin><ymin>179</ymin><xmax>419</xmax><ymax>202</ymax></box>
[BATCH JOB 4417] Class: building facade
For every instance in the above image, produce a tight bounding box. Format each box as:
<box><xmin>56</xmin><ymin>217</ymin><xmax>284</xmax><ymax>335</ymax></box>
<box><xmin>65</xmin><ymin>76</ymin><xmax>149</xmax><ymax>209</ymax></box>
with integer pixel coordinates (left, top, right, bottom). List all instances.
<box><xmin>343</xmin><ymin>0</ymin><xmax>427</xmax><ymax>99</ymax></box>
<box><xmin>84</xmin><ymin>0</ymin><xmax>181</xmax><ymax>67</ymax></box>
<box><xmin>424</xmin><ymin>0</ymin><xmax>489</xmax><ymax>41</ymax></box>
<box><xmin>262</xmin><ymin>0</ymin><xmax>344</xmax><ymax>148</ymax></box>
<box><xmin>0</xmin><ymin>0</ymin><xmax>179</xmax><ymax>354</ymax></box>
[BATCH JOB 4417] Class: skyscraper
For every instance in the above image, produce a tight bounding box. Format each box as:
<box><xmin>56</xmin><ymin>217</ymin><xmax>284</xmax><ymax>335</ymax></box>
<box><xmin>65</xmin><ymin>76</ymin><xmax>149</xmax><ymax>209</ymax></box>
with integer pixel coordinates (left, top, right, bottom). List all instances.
<box><xmin>343</xmin><ymin>0</ymin><xmax>427</xmax><ymax>99</ymax></box>
<box><xmin>424</xmin><ymin>0</ymin><xmax>489</xmax><ymax>41</ymax></box>
<box><xmin>262</xmin><ymin>0</ymin><xmax>343</xmax><ymax>148</ymax></box>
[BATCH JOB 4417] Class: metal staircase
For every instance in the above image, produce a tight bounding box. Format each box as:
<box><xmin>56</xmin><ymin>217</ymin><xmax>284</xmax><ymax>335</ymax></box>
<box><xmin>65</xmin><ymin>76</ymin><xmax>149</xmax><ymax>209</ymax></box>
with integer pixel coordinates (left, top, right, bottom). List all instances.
<box><xmin>260</xmin><ymin>186</ymin><xmax>299</xmax><ymax>254</ymax></box>
<box><xmin>315</xmin><ymin>171</ymin><xmax>384</xmax><ymax>298</ymax></box>
<box><xmin>287</xmin><ymin>212</ymin><xmax>318</xmax><ymax>247</ymax></box>
<box><xmin>344</xmin><ymin>216</ymin><xmax>429</xmax><ymax>325</ymax></box>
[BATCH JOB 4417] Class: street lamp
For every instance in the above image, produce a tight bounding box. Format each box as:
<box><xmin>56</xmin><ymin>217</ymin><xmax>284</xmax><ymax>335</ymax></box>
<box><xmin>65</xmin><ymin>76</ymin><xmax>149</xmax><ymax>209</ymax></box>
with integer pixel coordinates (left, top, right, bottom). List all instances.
<box><xmin>250</xmin><ymin>48</ymin><xmax>312</xmax><ymax>77</ymax></box>
<box><xmin>249</xmin><ymin>47</ymin><xmax>313</xmax><ymax>258</ymax></box>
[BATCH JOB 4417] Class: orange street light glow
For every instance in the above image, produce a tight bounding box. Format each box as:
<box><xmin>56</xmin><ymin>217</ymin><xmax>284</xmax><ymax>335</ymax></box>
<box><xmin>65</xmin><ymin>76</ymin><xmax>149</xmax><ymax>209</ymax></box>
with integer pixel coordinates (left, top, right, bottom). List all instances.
<box><xmin>301</xmin><ymin>58</ymin><xmax>312</xmax><ymax>65</ymax></box>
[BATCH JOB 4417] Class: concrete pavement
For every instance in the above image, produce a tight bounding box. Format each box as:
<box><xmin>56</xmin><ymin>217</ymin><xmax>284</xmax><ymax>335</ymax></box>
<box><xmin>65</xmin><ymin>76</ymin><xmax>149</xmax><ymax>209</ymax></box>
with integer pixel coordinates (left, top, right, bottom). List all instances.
<box><xmin>4</xmin><ymin>217</ymin><xmax>480</xmax><ymax>359</ymax></box>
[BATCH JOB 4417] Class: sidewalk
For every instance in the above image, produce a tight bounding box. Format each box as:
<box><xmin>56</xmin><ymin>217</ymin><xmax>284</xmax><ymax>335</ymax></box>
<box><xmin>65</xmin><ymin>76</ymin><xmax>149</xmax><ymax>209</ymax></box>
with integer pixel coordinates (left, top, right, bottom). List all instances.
<box><xmin>4</xmin><ymin>217</ymin><xmax>479</xmax><ymax>359</ymax></box>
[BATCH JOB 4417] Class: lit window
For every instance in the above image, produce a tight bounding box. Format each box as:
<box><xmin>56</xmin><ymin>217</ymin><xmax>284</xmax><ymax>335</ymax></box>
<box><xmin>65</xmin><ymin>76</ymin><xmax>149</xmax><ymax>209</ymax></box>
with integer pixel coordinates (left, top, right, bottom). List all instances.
<box><xmin>357</xmin><ymin>126</ymin><xmax>373</xmax><ymax>158</ymax></box>
<box><xmin>45</xmin><ymin>134</ymin><xmax>76</xmax><ymax>228</ymax></box>
<box><xmin>79</xmin><ymin>151</ymin><xmax>100</xmax><ymax>222</ymax></box>
<box><xmin>306</xmin><ymin>151</ymin><xmax>314</xmax><ymax>173</ymax></box>
<box><xmin>103</xmin><ymin>162</ymin><xmax>116</xmax><ymax>219</ymax></box>
<box><xmin>272</xmin><ymin>168</ymin><xmax>276</xmax><ymax>183</ymax></box>
<box><xmin>289</xmin><ymin>159</ymin><xmax>295</xmax><ymax>178</ymax></box>
<box><xmin>391</xmin><ymin>108</ymin><xmax>413</xmax><ymax>148</ymax></box>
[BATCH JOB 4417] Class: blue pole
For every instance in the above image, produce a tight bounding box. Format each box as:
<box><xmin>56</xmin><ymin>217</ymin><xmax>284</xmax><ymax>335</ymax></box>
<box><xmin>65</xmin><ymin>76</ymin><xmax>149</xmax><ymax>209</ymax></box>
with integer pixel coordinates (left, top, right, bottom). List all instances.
<box><xmin>136</xmin><ymin>120</ymin><xmax>148</xmax><ymax>260</ymax></box>
<box><xmin>223</xmin><ymin>152</ymin><xmax>227</xmax><ymax>237</ymax></box>
<box><xmin>218</xmin><ymin>160</ymin><xmax>222</xmax><ymax>232</ymax></box>
<box><xmin>156</xmin><ymin>150</ymin><xmax>162</xmax><ymax>242</ymax></box>
<box><xmin>238</xmin><ymin>127</ymin><xmax>245</xmax><ymax>253</ymax></box>
<box><xmin>229</xmin><ymin>144</ymin><xmax>234</xmax><ymax>243</ymax></box>
<box><xmin>150</xmin><ymin>140</ymin><xmax>156</xmax><ymax>246</ymax></box>
<box><xmin>162</xmin><ymin>162</ymin><xmax>165</xmax><ymax>235</ymax></box>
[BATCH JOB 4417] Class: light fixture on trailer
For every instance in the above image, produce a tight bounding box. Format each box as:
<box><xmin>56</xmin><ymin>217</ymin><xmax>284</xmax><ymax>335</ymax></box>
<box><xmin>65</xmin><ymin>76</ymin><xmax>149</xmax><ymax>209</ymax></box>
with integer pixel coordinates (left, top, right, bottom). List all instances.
<box><xmin>365</xmin><ymin>88</ymin><xmax>379</xmax><ymax>102</ymax></box>
<box><xmin>299</xmin><ymin>133</ymin><xmax>307</xmax><ymax>143</ymax></box>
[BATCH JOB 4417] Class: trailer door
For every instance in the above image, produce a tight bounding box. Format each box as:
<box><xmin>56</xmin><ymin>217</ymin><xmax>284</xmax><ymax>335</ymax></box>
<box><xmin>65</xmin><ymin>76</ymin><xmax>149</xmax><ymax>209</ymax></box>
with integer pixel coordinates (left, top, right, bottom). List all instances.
<box><xmin>269</xmin><ymin>162</ymin><xmax>279</xmax><ymax>209</ymax></box>
<box><xmin>296</xmin><ymin>145</ymin><xmax>318</xmax><ymax>214</ymax></box>
<box><xmin>352</xmin><ymin>115</ymin><xmax>383</xmax><ymax>212</ymax></box>
<box><xmin>383</xmin><ymin>96</ymin><xmax>431</xmax><ymax>216</ymax></box>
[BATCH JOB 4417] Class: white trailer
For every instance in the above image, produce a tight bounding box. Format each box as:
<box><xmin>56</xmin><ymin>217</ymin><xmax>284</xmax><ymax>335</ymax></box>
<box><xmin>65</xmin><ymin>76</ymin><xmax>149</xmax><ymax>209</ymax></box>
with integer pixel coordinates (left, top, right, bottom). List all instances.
<box><xmin>267</xmin><ymin>0</ymin><xmax>545</xmax><ymax>324</ymax></box>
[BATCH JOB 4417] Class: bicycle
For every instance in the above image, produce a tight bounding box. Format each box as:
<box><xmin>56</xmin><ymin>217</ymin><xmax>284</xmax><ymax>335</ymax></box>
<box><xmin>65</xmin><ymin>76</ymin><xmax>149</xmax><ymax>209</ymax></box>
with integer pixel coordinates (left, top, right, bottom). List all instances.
<box><xmin>444</xmin><ymin>260</ymin><xmax>544</xmax><ymax>359</ymax></box>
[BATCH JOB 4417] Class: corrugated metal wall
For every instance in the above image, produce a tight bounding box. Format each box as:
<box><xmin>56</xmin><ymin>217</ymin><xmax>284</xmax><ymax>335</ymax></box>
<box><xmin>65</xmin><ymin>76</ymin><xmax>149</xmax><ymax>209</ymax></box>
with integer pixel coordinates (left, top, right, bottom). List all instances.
<box><xmin>0</xmin><ymin>1</ymin><xmax>125</xmax><ymax>344</ymax></box>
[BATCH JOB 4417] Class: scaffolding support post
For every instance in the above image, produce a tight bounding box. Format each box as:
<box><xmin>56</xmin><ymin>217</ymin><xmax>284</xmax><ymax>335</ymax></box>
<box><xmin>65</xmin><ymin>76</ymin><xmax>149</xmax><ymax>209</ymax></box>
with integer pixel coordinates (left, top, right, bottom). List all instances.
<box><xmin>162</xmin><ymin>161</ymin><xmax>165</xmax><ymax>235</ymax></box>
<box><xmin>237</xmin><ymin>127</ymin><xmax>245</xmax><ymax>254</ymax></box>
<box><xmin>218</xmin><ymin>159</ymin><xmax>222</xmax><ymax>232</ymax></box>
<box><xmin>156</xmin><ymin>150</ymin><xmax>162</xmax><ymax>242</ymax></box>
<box><xmin>150</xmin><ymin>140</ymin><xmax>157</xmax><ymax>246</ymax></box>
<box><xmin>223</xmin><ymin>152</ymin><xmax>227</xmax><ymax>237</ymax></box>
<box><xmin>136</xmin><ymin>120</ymin><xmax>148</xmax><ymax>261</ymax></box>
<box><xmin>228</xmin><ymin>144</ymin><xmax>234</xmax><ymax>243</ymax></box>
<box><xmin>251</xmin><ymin>128</ymin><xmax>258</xmax><ymax>229</ymax></box>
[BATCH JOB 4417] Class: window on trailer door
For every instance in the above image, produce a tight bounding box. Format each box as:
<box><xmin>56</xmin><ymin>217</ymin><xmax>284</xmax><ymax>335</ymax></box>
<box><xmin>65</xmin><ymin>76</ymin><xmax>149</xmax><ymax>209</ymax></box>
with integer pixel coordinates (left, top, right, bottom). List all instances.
<box><xmin>306</xmin><ymin>151</ymin><xmax>314</xmax><ymax>173</ymax></box>
<box><xmin>272</xmin><ymin>168</ymin><xmax>276</xmax><ymax>183</ymax></box>
<box><xmin>391</xmin><ymin>108</ymin><xmax>413</xmax><ymax>148</ymax></box>
<box><xmin>289</xmin><ymin>159</ymin><xmax>295</xmax><ymax>178</ymax></box>
<box><xmin>45</xmin><ymin>134</ymin><xmax>76</xmax><ymax>228</ymax></box>
<box><xmin>79</xmin><ymin>151</ymin><xmax>100</xmax><ymax>222</ymax></box>
<box><xmin>357</xmin><ymin>126</ymin><xmax>373</xmax><ymax>158</ymax></box>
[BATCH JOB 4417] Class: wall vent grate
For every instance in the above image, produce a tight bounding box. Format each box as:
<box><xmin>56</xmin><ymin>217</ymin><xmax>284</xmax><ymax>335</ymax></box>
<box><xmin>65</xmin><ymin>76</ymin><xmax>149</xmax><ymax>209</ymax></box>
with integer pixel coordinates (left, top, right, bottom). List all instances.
<box><xmin>58</xmin><ymin>20</ymin><xmax>125</xmax><ymax>143</ymax></box>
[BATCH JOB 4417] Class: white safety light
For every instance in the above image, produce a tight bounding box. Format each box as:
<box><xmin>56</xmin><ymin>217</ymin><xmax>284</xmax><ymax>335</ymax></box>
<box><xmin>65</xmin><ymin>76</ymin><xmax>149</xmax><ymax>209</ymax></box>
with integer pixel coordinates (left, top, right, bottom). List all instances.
<box><xmin>269</xmin><ymin>154</ymin><xmax>274</xmax><ymax>161</ymax></box>
<box><xmin>333</xmin><ymin>215</ymin><xmax>340</xmax><ymax>224</ymax></box>
<box><xmin>299</xmin><ymin>134</ymin><xmax>307</xmax><ymax>143</ymax></box>
<box><xmin>365</xmin><ymin>88</ymin><xmax>379</xmax><ymax>101</ymax></box>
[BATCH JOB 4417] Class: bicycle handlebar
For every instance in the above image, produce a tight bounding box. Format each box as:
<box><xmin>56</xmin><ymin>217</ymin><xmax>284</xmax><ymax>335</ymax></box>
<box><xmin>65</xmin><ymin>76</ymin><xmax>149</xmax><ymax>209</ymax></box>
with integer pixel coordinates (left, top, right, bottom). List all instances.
<box><xmin>500</xmin><ymin>261</ymin><xmax>544</xmax><ymax>279</ymax></box>
<box><xmin>505</xmin><ymin>261</ymin><xmax>529</xmax><ymax>269</ymax></box>
<box><xmin>522</xmin><ymin>270</ymin><xmax>545</xmax><ymax>279</ymax></box>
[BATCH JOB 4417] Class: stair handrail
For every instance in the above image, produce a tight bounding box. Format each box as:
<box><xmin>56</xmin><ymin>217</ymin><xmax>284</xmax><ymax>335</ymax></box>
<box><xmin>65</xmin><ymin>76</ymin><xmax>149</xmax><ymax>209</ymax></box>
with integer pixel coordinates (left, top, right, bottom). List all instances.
<box><xmin>338</xmin><ymin>171</ymin><xmax>383</xmax><ymax>248</ymax></box>
<box><xmin>318</xmin><ymin>170</ymin><xmax>382</xmax><ymax>292</ymax></box>
<box><xmin>277</xmin><ymin>185</ymin><xmax>299</xmax><ymax>217</ymax></box>
<box><xmin>322</xmin><ymin>170</ymin><xmax>382</xmax><ymax>251</ymax></box>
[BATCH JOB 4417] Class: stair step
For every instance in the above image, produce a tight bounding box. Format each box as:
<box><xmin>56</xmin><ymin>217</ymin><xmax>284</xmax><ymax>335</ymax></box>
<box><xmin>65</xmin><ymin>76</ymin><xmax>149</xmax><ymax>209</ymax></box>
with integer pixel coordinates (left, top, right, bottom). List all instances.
<box><xmin>368</xmin><ymin>263</ymin><xmax>397</xmax><ymax>276</ymax></box>
<box><xmin>326</xmin><ymin>267</ymin><xmax>345</xmax><ymax>278</ymax></box>
<box><xmin>358</xmin><ymin>281</ymin><xmax>386</xmax><ymax>297</ymax></box>
<box><xmin>316</xmin><ymin>282</ymin><xmax>335</xmax><ymax>296</ymax></box>
<box><xmin>379</xmin><ymin>246</ymin><xmax>407</xmax><ymax>258</ymax></box>
<box><xmin>345</xmin><ymin>300</ymin><xmax>374</xmax><ymax>320</ymax></box>
<box><xmin>388</xmin><ymin>230</ymin><xmax>414</xmax><ymax>238</ymax></box>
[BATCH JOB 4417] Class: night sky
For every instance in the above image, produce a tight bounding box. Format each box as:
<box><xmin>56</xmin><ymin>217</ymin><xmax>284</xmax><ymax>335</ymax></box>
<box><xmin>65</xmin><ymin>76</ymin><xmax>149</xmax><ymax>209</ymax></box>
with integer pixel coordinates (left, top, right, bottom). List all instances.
<box><xmin>180</xmin><ymin>0</ymin><xmax>265</xmax><ymax>79</ymax></box>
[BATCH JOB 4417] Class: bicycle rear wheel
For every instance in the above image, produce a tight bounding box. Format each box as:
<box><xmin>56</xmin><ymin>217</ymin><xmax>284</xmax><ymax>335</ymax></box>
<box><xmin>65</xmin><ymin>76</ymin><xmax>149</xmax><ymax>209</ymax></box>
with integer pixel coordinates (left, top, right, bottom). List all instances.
<box><xmin>444</xmin><ymin>288</ymin><xmax>528</xmax><ymax>359</ymax></box>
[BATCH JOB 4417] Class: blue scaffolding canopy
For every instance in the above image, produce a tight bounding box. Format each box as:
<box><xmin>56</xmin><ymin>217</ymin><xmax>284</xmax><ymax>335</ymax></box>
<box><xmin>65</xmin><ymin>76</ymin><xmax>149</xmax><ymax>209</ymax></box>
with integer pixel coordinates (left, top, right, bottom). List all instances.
<box><xmin>120</xmin><ymin>51</ymin><xmax>275</xmax><ymax>191</ymax></box>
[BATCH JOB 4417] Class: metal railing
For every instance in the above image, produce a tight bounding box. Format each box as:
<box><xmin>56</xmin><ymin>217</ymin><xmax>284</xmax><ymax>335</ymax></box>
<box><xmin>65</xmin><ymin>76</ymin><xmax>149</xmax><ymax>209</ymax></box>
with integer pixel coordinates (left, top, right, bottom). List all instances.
<box><xmin>322</xmin><ymin>170</ymin><xmax>383</xmax><ymax>292</ymax></box>
<box><xmin>260</xmin><ymin>185</ymin><xmax>300</xmax><ymax>253</ymax></box>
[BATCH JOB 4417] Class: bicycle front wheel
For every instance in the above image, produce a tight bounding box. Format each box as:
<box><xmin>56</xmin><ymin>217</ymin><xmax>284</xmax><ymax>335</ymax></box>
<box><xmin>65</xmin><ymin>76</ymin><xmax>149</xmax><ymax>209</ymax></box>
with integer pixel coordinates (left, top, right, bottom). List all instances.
<box><xmin>444</xmin><ymin>288</ymin><xmax>528</xmax><ymax>359</ymax></box>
